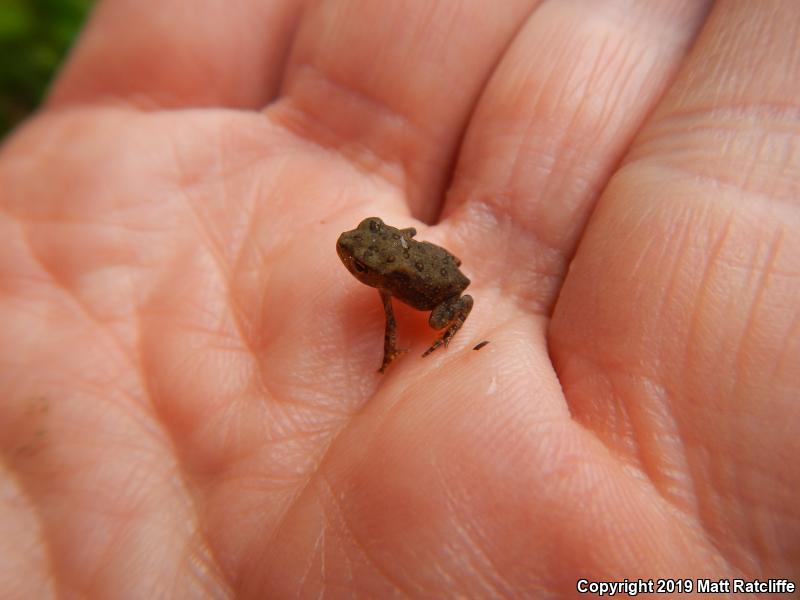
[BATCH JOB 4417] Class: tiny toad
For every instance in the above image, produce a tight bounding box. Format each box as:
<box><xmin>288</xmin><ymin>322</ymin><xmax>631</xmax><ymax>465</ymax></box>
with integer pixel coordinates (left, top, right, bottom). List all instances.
<box><xmin>337</xmin><ymin>217</ymin><xmax>473</xmax><ymax>372</ymax></box>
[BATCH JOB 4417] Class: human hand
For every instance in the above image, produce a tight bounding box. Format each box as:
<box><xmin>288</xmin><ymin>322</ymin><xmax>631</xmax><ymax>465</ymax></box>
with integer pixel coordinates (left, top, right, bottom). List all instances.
<box><xmin>1</xmin><ymin>1</ymin><xmax>798</xmax><ymax>597</ymax></box>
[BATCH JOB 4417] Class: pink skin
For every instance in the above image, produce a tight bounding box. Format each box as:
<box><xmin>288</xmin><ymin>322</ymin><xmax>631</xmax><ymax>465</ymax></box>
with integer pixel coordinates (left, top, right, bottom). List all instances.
<box><xmin>1</xmin><ymin>0</ymin><xmax>798</xmax><ymax>597</ymax></box>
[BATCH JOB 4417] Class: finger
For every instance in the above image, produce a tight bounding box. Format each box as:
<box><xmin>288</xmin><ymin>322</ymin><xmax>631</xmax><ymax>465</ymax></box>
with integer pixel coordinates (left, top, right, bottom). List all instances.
<box><xmin>441</xmin><ymin>0</ymin><xmax>711</xmax><ymax>312</ymax></box>
<box><xmin>550</xmin><ymin>0</ymin><xmax>800</xmax><ymax>558</ymax></box>
<box><xmin>48</xmin><ymin>0</ymin><xmax>303</xmax><ymax>109</ymax></box>
<box><xmin>270</xmin><ymin>0</ymin><xmax>538</xmax><ymax>221</ymax></box>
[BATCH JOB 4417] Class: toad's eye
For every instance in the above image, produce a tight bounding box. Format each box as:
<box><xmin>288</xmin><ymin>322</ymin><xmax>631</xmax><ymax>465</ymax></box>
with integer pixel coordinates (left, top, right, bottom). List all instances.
<box><xmin>354</xmin><ymin>260</ymin><xmax>368</xmax><ymax>273</ymax></box>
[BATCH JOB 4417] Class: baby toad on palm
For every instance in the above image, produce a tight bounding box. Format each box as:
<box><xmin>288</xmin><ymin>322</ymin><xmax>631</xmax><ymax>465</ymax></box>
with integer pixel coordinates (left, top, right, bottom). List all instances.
<box><xmin>337</xmin><ymin>217</ymin><xmax>473</xmax><ymax>372</ymax></box>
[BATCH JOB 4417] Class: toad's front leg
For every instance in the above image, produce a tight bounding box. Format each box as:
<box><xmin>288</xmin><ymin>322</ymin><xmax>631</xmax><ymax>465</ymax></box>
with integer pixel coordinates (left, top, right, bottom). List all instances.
<box><xmin>423</xmin><ymin>294</ymin><xmax>474</xmax><ymax>357</ymax></box>
<box><xmin>378</xmin><ymin>289</ymin><xmax>406</xmax><ymax>373</ymax></box>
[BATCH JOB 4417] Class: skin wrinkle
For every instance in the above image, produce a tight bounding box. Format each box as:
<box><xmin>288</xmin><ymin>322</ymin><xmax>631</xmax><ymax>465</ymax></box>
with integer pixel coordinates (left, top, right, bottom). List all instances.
<box><xmin>631</xmin><ymin>379</ymin><xmax>697</xmax><ymax>508</ymax></box>
<box><xmin>698</xmin><ymin>453</ymin><xmax>757</xmax><ymax>575</ymax></box>
<box><xmin>315</xmin><ymin>478</ymin><xmax>360</xmax><ymax>598</ymax></box>
<box><xmin>555</xmin><ymin>337</ymin><xmax>719</xmax><ymax>537</ymax></box>
<box><xmin>620</xmin><ymin>204</ymin><xmax>664</xmax><ymax>288</ymax></box>
<box><xmin>729</xmin><ymin>229</ymin><xmax>784</xmax><ymax>400</ymax></box>
<box><xmin>535</xmin><ymin>34</ymin><xmax>601</xmax><ymax>212</ymax></box>
<box><xmin>741</xmin><ymin>130</ymin><xmax>772</xmax><ymax>194</ymax></box>
<box><xmin>697</xmin><ymin>125</ymin><xmax>797</xmax><ymax>203</ymax></box>
<box><xmin>169</xmin><ymin>141</ymin><xmax>233</xmax><ymax>289</ymax></box>
<box><xmin>97</xmin><ymin>509</ymin><xmax>215</xmax><ymax>599</ymax></box>
<box><xmin>770</xmin><ymin>128</ymin><xmax>799</xmax><ymax>201</ymax></box>
<box><xmin>681</xmin><ymin>207</ymin><xmax>733</xmax><ymax>390</ymax></box>
<box><xmin>20</xmin><ymin>217</ymin><xmax>173</xmax><ymax>240</ymax></box>
<box><xmin>19</xmin><ymin>221</ymin><xmax>139</xmax><ymax>371</ymax></box>
<box><xmin>708</xmin><ymin>6</ymin><xmax>791</xmax><ymax>100</ymax></box>
<box><xmin>172</xmin><ymin>474</ymin><xmax>238</xmax><ymax>594</ymax></box>
<box><xmin>749</xmin><ymin>490</ymin><xmax>789</xmax><ymax>574</ymax></box>
<box><xmin>174</xmin><ymin>183</ymin><xmax>269</xmax><ymax>372</ymax></box>
<box><xmin>504</xmin><ymin>59</ymin><xmax>557</xmax><ymax>196</ymax></box>
<box><xmin>182</xmin><ymin>527</ymin><xmax>235</xmax><ymax>598</ymax></box>
<box><xmin>511</xmin><ymin>265</ymin><xmax>563</xmax><ymax>314</ymax></box>
<box><xmin>258</xmin><ymin>335</ymin><xmax>364</xmax><ymax>406</ymax></box>
<box><xmin>412</xmin><ymin>2</ymin><xmax>461</xmax><ymax>70</ymax></box>
<box><xmin>164</xmin><ymin>118</ymin><xmax>274</xmax><ymax>201</ymax></box>
<box><xmin>632</xmin><ymin>104</ymin><xmax>800</xmax><ymax>147</ymax></box>
<box><xmin>136</xmin><ymin>344</ymin><xmax>236</xmax><ymax>594</ymax></box>
<box><xmin>566</xmin><ymin>357</ymin><xmax>650</xmax><ymax>474</ymax></box>
<box><xmin>78</xmin><ymin>381</ymin><xmax>162</xmax><ymax>442</ymax></box>
<box><xmin>595</xmin><ymin>48</ymin><xmax>662</xmax><ymax>161</ymax></box>
<box><xmin>33</xmin><ymin>432</ymin><xmax>180</xmax><ymax>592</ymax></box>
<box><xmin>447</xmin><ymin>530</ymin><xmax>507</xmax><ymax>598</ymax></box>
<box><xmin>277</xmin><ymin>64</ymin><xmax>433</xmax><ymax>196</ymax></box>
<box><xmin>652</xmin><ymin>202</ymin><xmax>694</xmax><ymax>337</ymax></box>
<box><xmin>242</xmin><ymin>414</ymin><xmax>375</xmax><ymax>592</ymax></box>
<box><xmin>298</xmin><ymin>523</ymin><xmax>325</xmax><ymax>597</ymax></box>
<box><xmin>261</xmin><ymin>382</ymin><xmax>352</xmax><ymax>420</ymax></box>
<box><xmin>0</xmin><ymin>458</ymin><xmax>57</xmax><ymax>599</ymax></box>
<box><xmin>434</xmin><ymin>463</ymin><xmax>514</xmax><ymax>598</ymax></box>
<box><xmin>557</xmin><ymin>26</ymin><xmax>612</xmax><ymax>142</ymax></box>
<box><xmin>596</xmin><ymin>367</ymin><xmax>644</xmax><ymax>471</ymax></box>
<box><xmin>258</xmin><ymin>412</ymin><xmax>342</xmax><ymax>470</ymax></box>
<box><xmin>632</xmin><ymin>164</ymin><xmax>800</xmax><ymax>219</ymax></box>
<box><xmin>621</xmin><ymin>465</ymin><xmax>729</xmax><ymax>577</ymax></box>
<box><xmin>229</xmin><ymin>181</ymin><xmax>277</xmax><ymax>361</ymax></box>
<box><xmin>631</xmin><ymin>379</ymin><xmax>696</xmax><ymax>513</ymax></box>
<box><xmin>773</xmin><ymin>310</ymin><xmax>800</xmax><ymax>380</ymax></box>
<box><xmin>22</xmin><ymin>472</ymin><xmax>72</xmax><ymax>600</ymax></box>
<box><xmin>84</xmin><ymin>513</ymin><xmax>140</xmax><ymax>596</ymax></box>
<box><xmin>599</xmin><ymin>37</ymin><xmax>639</xmax><ymax>124</ymax></box>
<box><xmin>735</xmin><ymin>465</ymin><xmax>792</xmax><ymax>572</ymax></box>
<box><xmin>682</xmin><ymin>408</ymin><xmax>763</xmax><ymax>574</ymax></box>
<box><xmin>436</xmin><ymin>485</ymin><xmax>499</xmax><ymax>596</ymax></box>
<box><xmin>317</xmin><ymin>474</ymin><xmax>412</xmax><ymax>598</ymax></box>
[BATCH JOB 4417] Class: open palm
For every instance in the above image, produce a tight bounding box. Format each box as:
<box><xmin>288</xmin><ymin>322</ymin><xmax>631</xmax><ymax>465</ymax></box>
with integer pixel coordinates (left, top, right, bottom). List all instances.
<box><xmin>1</xmin><ymin>1</ymin><xmax>798</xmax><ymax>597</ymax></box>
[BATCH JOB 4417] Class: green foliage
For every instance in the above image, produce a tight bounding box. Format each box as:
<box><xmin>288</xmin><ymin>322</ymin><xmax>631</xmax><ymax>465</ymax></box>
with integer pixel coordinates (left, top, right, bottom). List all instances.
<box><xmin>0</xmin><ymin>0</ymin><xmax>93</xmax><ymax>138</ymax></box>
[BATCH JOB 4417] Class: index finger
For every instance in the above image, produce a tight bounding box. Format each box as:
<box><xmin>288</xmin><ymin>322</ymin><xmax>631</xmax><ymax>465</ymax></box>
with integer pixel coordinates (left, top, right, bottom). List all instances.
<box><xmin>48</xmin><ymin>0</ymin><xmax>303</xmax><ymax>110</ymax></box>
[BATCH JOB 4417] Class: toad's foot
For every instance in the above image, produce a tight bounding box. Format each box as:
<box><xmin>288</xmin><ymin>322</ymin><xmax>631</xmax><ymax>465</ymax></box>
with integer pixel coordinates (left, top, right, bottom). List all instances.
<box><xmin>379</xmin><ymin>347</ymin><xmax>407</xmax><ymax>373</ymax></box>
<box><xmin>422</xmin><ymin>294</ymin><xmax>474</xmax><ymax>358</ymax></box>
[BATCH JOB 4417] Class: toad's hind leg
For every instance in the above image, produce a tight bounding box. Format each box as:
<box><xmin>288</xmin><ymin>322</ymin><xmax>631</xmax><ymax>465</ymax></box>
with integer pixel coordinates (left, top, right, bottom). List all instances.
<box><xmin>423</xmin><ymin>294</ymin><xmax>473</xmax><ymax>357</ymax></box>
<box><xmin>379</xmin><ymin>289</ymin><xmax>406</xmax><ymax>373</ymax></box>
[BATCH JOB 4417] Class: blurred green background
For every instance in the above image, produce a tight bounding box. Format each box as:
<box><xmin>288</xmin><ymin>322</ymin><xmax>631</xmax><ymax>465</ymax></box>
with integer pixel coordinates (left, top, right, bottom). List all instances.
<box><xmin>0</xmin><ymin>0</ymin><xmax>93</xmax><ymax>139</ymax></box>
